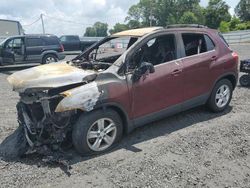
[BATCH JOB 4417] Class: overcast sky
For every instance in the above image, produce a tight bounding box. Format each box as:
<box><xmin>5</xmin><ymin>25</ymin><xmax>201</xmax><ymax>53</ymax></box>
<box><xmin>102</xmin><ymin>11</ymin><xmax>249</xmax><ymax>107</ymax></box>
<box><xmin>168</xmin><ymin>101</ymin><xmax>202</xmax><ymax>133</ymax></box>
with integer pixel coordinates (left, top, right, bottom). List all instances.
<box><xmin>0</xmin><ymin>0</ymin><xmax>239</xmax><ymax>36</ymax></box>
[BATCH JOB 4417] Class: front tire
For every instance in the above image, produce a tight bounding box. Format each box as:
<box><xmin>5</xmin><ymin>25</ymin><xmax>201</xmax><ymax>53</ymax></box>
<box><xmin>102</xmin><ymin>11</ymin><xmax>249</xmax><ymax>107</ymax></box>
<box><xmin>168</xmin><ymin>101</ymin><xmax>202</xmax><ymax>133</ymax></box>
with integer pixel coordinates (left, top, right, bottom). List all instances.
<box><xmin>207</xmin><ymin>79</ymin><xmax>233</xmax><ymax>112</ymax></box>
<box><xmin>72</xmin><ymin>109</ymin><xmax>123</xmax><ymax>156</ymax></box>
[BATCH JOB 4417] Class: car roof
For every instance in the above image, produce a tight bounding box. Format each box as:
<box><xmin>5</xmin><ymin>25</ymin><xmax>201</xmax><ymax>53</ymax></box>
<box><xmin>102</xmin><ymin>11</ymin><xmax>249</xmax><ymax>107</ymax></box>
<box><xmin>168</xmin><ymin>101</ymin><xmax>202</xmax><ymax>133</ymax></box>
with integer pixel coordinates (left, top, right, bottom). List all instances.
<box><xmin>60</xmin><ymin>35</ymin><xmax>78</xmax><ymax>37</ymax></box>
<box><xmin>112</xmin><ymin>25</ymin><xmax>216</xmax><ymax>37</ymax></box>
<box><xmin>6</xmin><ymin>34</ymin><xmax>57</xmax><ymax>39</ymax></box>
<box><xmin>24</xmin><ymin>34</ymin><xmax>57</xmax><ymax>38</ymax></box>
<box><xmin>112</xmin><ymin>27</ymin><xmax>163</xmax><ymax>37</ymax></box>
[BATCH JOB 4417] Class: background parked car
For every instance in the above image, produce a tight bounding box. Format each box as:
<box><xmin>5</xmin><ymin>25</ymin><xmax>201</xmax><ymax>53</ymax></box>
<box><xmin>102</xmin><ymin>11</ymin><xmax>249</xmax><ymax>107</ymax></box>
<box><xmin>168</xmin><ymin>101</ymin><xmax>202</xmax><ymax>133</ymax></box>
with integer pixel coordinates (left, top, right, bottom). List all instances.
<box><xmin>60</xmin><ymin>35</ymin><xmax>98</xmax><ymax>52</ymax></box>
<box><xmin>0</xmin><ymin>34</ymin><xmax>65</xmax><ymax>65</ymax></box>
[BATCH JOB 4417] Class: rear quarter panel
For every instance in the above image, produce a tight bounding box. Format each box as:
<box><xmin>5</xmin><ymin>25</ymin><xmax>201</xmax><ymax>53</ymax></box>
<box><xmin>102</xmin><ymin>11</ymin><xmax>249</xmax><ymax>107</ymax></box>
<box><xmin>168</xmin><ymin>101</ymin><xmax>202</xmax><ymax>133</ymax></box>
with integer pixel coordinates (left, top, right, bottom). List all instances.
<box><xmin>208</xmin><ymin>30</ymin><xmax>238</xmax><ymax>90</ymax></box>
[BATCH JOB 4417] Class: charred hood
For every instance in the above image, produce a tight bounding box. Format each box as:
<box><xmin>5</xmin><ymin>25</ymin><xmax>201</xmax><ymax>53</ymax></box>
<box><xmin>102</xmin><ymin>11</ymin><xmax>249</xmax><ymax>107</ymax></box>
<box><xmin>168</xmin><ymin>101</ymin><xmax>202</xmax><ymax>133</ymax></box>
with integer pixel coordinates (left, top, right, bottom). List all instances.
<box><xmin>7</xmin><ymin>62</ymin><xmax>97</xmax><ymax>93</ymax></box>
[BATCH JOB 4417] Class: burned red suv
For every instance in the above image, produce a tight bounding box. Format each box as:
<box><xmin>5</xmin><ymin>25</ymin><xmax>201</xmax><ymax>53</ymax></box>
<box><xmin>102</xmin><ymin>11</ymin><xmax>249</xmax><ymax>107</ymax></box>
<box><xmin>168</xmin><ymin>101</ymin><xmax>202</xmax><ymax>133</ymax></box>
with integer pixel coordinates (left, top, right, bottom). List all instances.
<box><xmin>7</xmin><ymin>25</ymin><xmax>239</xmax><ymax>156</ymax></box>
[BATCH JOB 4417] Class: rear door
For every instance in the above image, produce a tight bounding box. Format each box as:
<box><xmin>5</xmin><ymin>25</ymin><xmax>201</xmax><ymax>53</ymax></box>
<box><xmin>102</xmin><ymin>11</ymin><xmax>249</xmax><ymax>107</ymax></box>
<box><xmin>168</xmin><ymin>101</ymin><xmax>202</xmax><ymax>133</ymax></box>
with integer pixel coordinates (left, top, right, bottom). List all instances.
<box><xmin>25</xmin><ymin>37</ymin><xmax>45</xmax><ymax>62</ymax></box>
<box><xmin>61</xmin><ymin>36</ymin><xmax>80</xmax><ymax>51</ymax></box>
<box><xmin>179</xmin><ymin>32</ymin><xmax>217</xmax><ymax>103</ymax></box>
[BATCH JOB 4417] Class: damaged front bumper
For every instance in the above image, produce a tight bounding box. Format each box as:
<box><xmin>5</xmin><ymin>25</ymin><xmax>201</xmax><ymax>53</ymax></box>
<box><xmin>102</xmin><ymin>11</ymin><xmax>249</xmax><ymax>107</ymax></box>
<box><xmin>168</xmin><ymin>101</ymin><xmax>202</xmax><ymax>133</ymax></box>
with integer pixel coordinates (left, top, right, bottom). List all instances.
<box><xmin>17</xmin><ymin>92</ymin><xmax>77</xmax><ymax>152</ymax></box>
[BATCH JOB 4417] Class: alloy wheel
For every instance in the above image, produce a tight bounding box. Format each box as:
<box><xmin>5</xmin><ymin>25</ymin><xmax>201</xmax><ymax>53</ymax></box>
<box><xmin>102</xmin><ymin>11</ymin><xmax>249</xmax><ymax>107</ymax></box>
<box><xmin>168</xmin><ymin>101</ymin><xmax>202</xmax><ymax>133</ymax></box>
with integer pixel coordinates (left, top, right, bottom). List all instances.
<box><xmin>45</xmin><ymin>57</ymin><xmax>56</xmax><ymax>64</ymax></box>
<box><xmin>86</xmin><ymin>118</ymin><xmax>117</xmax><ymax>152</ymax></box>
<box><xmin>215</xmin><ymin>84</ymin><xmax>230</xmax><ymax>108</ymax></box>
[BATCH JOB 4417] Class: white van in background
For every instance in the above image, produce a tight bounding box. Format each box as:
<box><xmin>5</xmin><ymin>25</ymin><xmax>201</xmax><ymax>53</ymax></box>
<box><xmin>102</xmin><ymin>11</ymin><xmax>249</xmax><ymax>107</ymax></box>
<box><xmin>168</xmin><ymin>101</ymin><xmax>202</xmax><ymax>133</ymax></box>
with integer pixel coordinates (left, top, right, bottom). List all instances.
<box><xmin>0</xmin><ymin>19</ymin><xmax>24</xmax><ymax>42</ymax></box>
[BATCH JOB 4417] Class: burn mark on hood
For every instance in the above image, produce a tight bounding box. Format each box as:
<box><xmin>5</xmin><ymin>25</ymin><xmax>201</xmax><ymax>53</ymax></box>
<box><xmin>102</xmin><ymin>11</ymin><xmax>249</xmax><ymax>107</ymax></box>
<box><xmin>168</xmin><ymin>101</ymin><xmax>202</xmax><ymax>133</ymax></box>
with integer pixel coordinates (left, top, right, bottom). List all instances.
<box><xmin>7</xmin><ymin>62</ymin><xmax>97</xmax><ymax>93</ymax></box>
<box><xmin>55</xmin><ymin>81</ymin><xmax>102</xmax><ymax>112</ymax></box>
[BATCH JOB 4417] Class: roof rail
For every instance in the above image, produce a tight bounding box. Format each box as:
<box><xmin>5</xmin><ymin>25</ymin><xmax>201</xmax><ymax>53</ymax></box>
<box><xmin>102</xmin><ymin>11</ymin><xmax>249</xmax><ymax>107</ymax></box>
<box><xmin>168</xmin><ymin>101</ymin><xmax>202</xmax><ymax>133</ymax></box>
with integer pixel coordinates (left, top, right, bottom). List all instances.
<box><xmin>166</xmin><ymin>24</ymin><xmax>208</xmax><ymax>29</ymax></box>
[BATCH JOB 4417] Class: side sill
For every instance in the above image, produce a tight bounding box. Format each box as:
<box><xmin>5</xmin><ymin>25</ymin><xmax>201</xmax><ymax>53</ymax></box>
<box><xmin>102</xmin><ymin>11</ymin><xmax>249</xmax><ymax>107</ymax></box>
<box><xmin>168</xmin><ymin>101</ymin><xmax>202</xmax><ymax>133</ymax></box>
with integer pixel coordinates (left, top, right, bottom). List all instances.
<box><xmin>129</xmin><ymin>93</ymin><xmax>210</xmax><ymax>132</ymax></box>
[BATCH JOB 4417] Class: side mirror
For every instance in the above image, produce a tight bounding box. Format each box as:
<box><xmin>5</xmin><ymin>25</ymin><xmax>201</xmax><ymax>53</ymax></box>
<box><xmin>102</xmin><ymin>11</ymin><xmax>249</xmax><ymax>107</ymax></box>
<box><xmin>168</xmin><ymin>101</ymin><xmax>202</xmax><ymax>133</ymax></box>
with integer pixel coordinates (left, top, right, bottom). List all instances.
<box><xmin>132</xmin><ymin>62</ymin><xmax>155</xmax><ymax>82</ymax></box>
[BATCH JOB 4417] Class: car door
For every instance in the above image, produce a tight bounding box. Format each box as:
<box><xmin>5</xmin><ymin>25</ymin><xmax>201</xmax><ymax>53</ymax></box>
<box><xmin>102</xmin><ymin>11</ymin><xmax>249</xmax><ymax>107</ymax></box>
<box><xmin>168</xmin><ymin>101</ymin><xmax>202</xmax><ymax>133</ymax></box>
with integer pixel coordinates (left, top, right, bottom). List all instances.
<box><xmin>60</xmin><ymin>36</ymin><xmax>69</xmax><ymax>51</ymax></box>
<box><xmin>179</xmin><ymin>32</ymin><xmax>217</xmax><ymax>103</ymax></box>
<box><xmin>129</xmin><ymin>33</ymin><xmax>184</xmax><ymax>120</ymax></box>
<box><xmin>25</xmin><ymin>37</ymin><xmax>44</xmax><ymax>62</ymax></box>
<box><xmin>63</xmin><ymin>36</ymin><xmax>80</xmax><ymax>51</ymax></box>
<box><xmin>2</xmin><ymin>37</ymin><xmax>24</xmax><ymax>64</ymax></box>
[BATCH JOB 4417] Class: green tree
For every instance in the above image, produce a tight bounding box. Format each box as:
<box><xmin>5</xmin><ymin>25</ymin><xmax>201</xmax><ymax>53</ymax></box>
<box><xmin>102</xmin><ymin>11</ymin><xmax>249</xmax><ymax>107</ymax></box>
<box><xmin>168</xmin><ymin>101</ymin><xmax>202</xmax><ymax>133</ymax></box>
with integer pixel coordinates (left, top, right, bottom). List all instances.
<box><xmin>205</xmin><ymin>0</ymin><xmax>231</xmax><ymax>29</ymax></box>
<box><xmin>93</xmin><ymin>22</ymin><xmax>108</xmax><ymax>37</ymax></box>
<box><xmin>229</xmin><ymin>16</ymin><xmax>241</xmax><ymax>31</ymax></box>
<box><xmin>84</xmin><ymin>27</ymin><xmax>96</xmax><ymax>37</ymax></box>
<box><xmin>126</xmin><ymin>0</ymin><xmax>204</xmax><ymax>27</ymax></box>
<box><xmin>219</xmin><ymin>21</ymin><xmax>230</xmax><ymax>32</ymax></box>
<box><xmin>126</xmin><ymin>0</ymin><xmax>157</xmax><ymax>27</ymax></box>
<box><xmin>109</xmin><ymin>23</ymin><xmax>129</xmax><ymax>34</ymax></box>
<box><xmin>235</xmin><ymin>0</ymin><xmax>250</xmax><ymax>22</ymax></box>
<box><xmin>179</xmin><ymin>11</ymin><xmax>199</xmax><ymax>24</ymax></box>
<box><xmin>84</xmin><ymin>22</ymin><xmax>108</xmax><ymax>37</ymax></box>
<box><xmin>175</xmin><ymin>0</ymin><xmax>201</xmax><ymax>19</ymax></box>
<box><xmin>235</xmin><ymin>23</ymin><xmax>248</xmax><ymax>30</ymax></box>
<box><xmin>192</xmin><ymin>4</ymin><xmax>206</xmax><ymax>25</ymax></box>
<box><xmin>126</xmin><ymin>4</ymin><xmax>143</xmax><ymax>22</ymax></box>
<box><xmin>127</xmin><ymin>20</ymin><xmax>141</xmax><ymax>29</ymax></box>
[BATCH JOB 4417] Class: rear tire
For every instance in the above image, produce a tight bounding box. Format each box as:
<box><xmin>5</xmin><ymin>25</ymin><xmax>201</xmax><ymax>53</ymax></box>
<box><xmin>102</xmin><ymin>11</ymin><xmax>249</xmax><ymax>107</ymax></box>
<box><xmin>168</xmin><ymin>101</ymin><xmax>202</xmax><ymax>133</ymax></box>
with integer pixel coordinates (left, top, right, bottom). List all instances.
<box><xmin>72</xmin><ymin>109</ymin><xmax>123</xmax><ymax>156</ymax></box>
<box><xmin>207</xmin><ymin>79</ymin><xmax>233</xmax><ymax>113</ymax></box>
<box><xmin>42</xmin><ymin>54</ymin><xmax>58</xmax><ymax>64</ymax></box>
<box><xmin>239</xmin><ymin>74</ymin><xmax>250</xmax><ymax>87</ymax></box>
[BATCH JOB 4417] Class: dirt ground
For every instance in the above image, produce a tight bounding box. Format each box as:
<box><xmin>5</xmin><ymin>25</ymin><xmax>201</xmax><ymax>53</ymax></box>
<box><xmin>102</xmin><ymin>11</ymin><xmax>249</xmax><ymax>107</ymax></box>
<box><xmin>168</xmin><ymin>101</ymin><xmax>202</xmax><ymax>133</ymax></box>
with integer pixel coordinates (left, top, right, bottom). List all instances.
<box><xmin>0</xmin><ymin>45</ymin><xmax>250</xmax><ymax>188</ymax></box>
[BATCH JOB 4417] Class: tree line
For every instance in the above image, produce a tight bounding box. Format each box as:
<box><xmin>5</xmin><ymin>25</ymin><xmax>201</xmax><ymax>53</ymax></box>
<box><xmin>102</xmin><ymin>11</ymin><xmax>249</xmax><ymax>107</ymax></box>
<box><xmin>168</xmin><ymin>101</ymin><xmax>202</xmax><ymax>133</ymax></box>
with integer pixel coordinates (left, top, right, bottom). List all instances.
<box><xmin>84</xmin><ymin>0</ymin><xmax>250</xmax><ymax>37</ymax></box>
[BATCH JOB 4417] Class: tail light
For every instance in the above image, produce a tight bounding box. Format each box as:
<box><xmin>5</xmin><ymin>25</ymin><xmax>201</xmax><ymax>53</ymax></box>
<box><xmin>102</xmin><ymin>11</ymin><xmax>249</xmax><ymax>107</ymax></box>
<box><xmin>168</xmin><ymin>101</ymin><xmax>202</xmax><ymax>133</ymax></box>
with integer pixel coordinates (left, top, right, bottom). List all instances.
<box><xmin>232</xmin><ymin>51</ymin><xmax>239</xmax><ymax>64</ymax></box>
<box><xmin>60</xmin><ymin>44</ymin><xmax>64</xmax><ymax>52</ymax></box>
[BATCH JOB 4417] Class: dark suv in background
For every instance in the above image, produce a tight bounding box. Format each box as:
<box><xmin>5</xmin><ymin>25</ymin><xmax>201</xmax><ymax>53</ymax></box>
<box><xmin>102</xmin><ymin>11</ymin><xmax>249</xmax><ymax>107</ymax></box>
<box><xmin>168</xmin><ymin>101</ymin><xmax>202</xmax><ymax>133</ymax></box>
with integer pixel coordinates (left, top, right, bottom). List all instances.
<box><xmin>0</xmin><ymin>34</ymin><xmax>65</xmax><ymax>65</ymax></box>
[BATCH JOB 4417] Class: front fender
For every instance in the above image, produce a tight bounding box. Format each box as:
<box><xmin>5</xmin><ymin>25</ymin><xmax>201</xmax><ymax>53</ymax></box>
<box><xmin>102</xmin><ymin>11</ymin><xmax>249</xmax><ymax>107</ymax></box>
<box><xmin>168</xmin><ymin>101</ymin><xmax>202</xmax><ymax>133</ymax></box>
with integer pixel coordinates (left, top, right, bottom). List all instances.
<box><xmin>55</xmin><ymin>81</ymin><xmax>102</xmax><ymax>112</ymax></box>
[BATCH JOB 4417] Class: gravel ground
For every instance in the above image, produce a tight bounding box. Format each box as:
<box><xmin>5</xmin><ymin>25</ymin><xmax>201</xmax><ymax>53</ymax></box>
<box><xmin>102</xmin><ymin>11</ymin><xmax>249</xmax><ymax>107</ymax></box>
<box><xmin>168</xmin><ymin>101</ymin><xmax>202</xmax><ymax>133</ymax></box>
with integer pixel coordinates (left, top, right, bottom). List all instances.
<box><xmin>0</xmin><ymin>45</ymin><xmax>250</xmax><ymax>188</ymax></box>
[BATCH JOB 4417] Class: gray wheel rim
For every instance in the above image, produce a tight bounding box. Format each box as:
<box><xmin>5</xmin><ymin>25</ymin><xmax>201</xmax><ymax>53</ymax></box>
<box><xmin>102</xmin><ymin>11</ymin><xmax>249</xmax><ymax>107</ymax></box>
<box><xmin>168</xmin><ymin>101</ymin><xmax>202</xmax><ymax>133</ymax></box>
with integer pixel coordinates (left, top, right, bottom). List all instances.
<box><xmin>215</xmin><ymin>84</ymin><xmax>230</xmax><ymax>108</ymax></box>
<box><xmin>87</xmin><ymin>118</ymin><xmax>117</xmax><ymax>152</ymax></box>
<box><xmin>45</xmin><ymin>56</ymin><xmax>56</xmax><ymax>64</ymax></box>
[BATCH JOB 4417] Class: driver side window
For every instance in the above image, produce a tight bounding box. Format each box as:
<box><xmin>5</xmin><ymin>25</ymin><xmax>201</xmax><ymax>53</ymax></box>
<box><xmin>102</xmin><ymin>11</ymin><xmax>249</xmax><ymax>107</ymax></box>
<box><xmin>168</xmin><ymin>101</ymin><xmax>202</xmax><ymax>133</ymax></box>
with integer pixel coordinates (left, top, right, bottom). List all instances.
<box><xmin>129</xmin><ymin>34</ymin><xmax>176</xmax><ymax>70</ymax></box>
<box><xmin>6</xmin><ymin>39</ymin><xmax>14</xmax><ymax>49</ymax></box>
<box><xmin>6</xmin><ymin>38</ymin><xmax>23</xmax><ymax>51</ymax></box>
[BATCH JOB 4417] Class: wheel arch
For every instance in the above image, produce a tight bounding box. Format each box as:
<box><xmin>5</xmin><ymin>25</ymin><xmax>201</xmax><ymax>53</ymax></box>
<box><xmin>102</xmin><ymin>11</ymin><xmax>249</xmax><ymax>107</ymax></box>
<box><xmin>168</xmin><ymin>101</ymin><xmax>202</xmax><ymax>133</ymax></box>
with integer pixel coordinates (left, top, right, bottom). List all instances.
<box><xmin>213</xmin><ymin>72</ymin><xmax>237</xmax><ymax>91</ymax></box>
<box><xmin>42</xmin><ymin>51</ymin><xmax>59</xmax><ymax>59</ymax></box>
<box><xmin>93</xmin><ymin>103</ymin><xmax>131</xmax><ymax>135</ymax></box>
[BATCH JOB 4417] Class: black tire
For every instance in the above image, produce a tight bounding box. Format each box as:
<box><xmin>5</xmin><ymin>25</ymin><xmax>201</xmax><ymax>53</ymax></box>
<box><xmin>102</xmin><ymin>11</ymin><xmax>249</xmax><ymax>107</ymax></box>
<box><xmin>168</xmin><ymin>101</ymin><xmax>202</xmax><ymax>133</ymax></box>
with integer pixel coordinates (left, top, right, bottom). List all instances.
<box><xmin>207</xmin><ymin>79</ymin><xmax>233</xmax><ymax>113</ymax></box>
<box><xmin>42</xmin><ymin>54</ymin><xmax>58</xmax><ymax>64</ymax></box>
<box><xmin>72</xmin><ymin>109</ymin><xmax>123</xmax><ymax>156</ymax></box>
<box><xmin>239</xmin><ymin>74</ymin><xmax>250</xmax><ymax>87</ymax></box>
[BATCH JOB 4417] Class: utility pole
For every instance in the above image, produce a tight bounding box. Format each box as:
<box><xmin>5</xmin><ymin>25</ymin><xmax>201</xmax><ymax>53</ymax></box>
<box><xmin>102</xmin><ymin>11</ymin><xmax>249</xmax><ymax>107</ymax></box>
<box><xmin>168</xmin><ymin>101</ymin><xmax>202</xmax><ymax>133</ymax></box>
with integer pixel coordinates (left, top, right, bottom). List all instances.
<box><xmin>40</xmin><ymin>14</ymin><xmax>45</xmax><ymax>34</ymax></box>
<box><xmin>150</xmin><ymin>10</ymin><xmax>152</xmax><ymax>27</ymax></box>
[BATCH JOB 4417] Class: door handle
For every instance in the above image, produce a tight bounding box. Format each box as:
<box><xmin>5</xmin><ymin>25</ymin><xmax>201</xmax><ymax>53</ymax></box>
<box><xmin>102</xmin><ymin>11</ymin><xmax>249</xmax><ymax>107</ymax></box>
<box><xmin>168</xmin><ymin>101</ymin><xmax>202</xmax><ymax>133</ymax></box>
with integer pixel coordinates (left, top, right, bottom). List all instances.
<box><xmin>171</xmin><ymin>69</ymin><xmax>182</xmax><ymax>76</ymax></box>
<box><xmin>211</xmin><ymin>56</ymin><xmax>217</xmax><ymax>61</ymax></box>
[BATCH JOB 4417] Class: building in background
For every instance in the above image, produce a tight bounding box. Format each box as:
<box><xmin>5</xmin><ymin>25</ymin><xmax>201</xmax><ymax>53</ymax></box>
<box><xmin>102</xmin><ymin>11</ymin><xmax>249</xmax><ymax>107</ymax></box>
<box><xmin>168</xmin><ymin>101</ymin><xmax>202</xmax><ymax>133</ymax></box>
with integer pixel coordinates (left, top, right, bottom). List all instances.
<box><xmin>0</xmin><ymin>19</ymin><xmax>24</xmax><ymax>42</ymax></box>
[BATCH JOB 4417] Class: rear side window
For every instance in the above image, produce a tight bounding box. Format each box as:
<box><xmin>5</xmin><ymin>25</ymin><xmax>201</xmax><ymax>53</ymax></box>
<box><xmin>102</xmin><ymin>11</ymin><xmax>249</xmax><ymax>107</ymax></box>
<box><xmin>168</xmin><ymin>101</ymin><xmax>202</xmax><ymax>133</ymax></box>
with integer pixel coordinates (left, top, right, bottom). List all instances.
<box><xmin>182</xmin><ymin>33</ymin><xmax>215</xmax><ymax>57</ymax></box>
<box><xmin>60</xmin><ymin>36</ymin><xmax>66</xmax><ymax>42</ymax></box>
<box><xmin>218</xmin><ymin>32</ymin><xmax>229</xmax><ymax>47</ymax></box>
<box><xmin>42</xmin><ymin>36</ymin><xmax>60</xmax><ymax>45</ymax></box>
<box><xmin>204</xmin><ymin>35</ymin><xmax>215</xmax><ymax>51</ymax></box>
<box><xmin>26</xmin><ymin>38</ymin><xmax>44</xmax><ymax>47</ymax></box>
<box><xmin>66</xmin><ymin>36</ymin><xmax>79</xmax><ymax>41</ymax></box>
